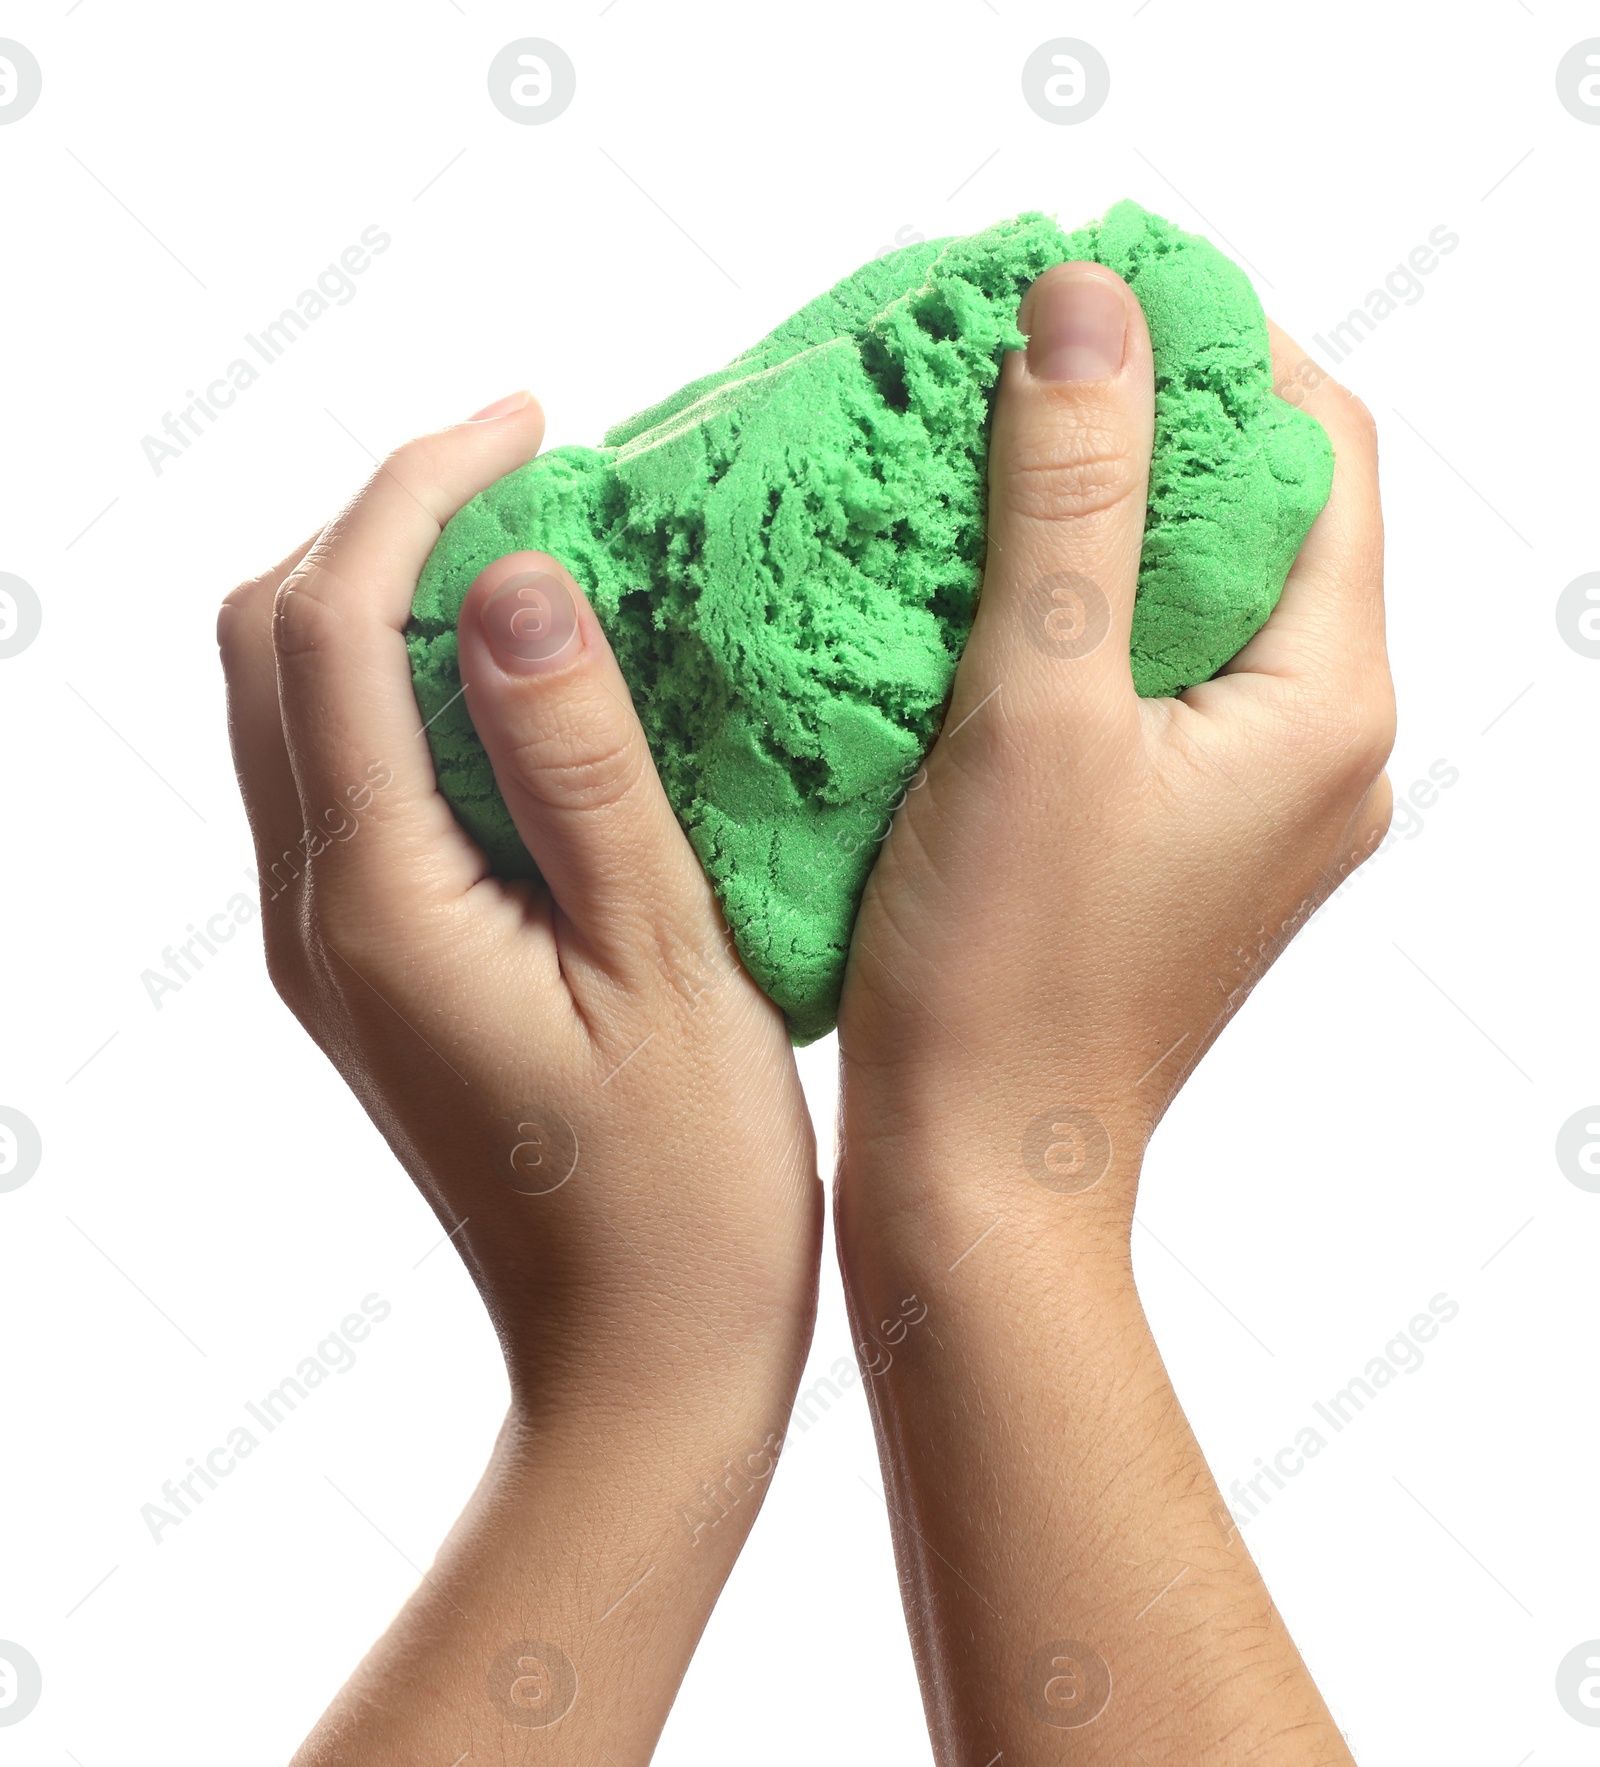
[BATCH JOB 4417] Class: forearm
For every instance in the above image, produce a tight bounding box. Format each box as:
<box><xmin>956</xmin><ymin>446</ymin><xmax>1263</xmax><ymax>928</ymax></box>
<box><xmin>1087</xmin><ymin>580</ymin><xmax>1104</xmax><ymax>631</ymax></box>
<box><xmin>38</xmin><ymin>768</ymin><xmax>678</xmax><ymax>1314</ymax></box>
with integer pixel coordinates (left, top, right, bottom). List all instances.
<box><xmin>292</xmin><ymin>1376</ymin><xmax>795</xmax><ymax>1766</ymax></box>
<box><xmin>836</xmin><ymin>1124</ymin><xmax>1352</xmax><ymax>1767</ymax></box>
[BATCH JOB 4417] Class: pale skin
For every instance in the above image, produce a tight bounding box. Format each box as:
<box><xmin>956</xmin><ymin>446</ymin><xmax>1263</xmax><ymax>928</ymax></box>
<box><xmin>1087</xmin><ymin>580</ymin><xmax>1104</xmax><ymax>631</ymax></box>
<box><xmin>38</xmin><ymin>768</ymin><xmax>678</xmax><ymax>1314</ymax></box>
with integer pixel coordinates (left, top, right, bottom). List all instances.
<box><xmin>218</xmin><ymin>263</ymin><xmax>1391</xmax><ymax>1763</ymax></box>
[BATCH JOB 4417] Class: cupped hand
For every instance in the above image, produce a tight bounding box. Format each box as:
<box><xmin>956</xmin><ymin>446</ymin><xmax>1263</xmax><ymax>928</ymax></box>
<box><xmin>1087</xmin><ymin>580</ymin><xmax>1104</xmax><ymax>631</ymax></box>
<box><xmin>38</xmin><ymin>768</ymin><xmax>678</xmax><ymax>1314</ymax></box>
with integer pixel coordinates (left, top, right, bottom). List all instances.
<box><xmin>217</xmin><ymin>393</ymin><xmax>822</xmax><ymax>1420</ymax></box>
<box><xmin>837</xmin><ymin>263</ymin><xmax>1393</xmax><ymax>1242</ymax></box>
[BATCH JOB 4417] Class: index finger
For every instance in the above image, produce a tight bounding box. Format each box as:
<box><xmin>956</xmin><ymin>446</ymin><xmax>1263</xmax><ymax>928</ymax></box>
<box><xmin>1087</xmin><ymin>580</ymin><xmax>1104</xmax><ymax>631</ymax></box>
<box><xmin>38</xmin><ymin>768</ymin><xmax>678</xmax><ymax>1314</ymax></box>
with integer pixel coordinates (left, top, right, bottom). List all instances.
<box><xmin>271</xmin><ymin>397</ymin><xmax>547</xmax><ymax>913</ymax></box>
<box><xmin>1218</xmin><ymin>320</ymin><xmax>1387</xmax><ymax>688</ymax></box>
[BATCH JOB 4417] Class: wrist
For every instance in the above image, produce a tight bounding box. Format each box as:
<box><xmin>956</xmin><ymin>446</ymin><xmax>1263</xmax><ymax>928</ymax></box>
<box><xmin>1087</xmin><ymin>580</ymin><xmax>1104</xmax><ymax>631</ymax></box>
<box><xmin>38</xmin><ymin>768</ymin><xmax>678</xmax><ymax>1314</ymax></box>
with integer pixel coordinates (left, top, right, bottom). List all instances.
<box><xmin>833</xmin><ymin>1154</ymin><xmax>1143</xmax><ymax>1382</ymax></box>
<box><xmin>499</xmin><ymin>1373</ymin><xmax>801</xmax><ymax>1564</ymax></box>
<box><xmin>836</xmin><ymin>1073</ymin><xmax>1151</xmax><ymax>1271</ymax></box>
<box><xmin>502</xmin><ymin>1301</ymin><xmax>814</xmax><ymax>1440</ymax></box>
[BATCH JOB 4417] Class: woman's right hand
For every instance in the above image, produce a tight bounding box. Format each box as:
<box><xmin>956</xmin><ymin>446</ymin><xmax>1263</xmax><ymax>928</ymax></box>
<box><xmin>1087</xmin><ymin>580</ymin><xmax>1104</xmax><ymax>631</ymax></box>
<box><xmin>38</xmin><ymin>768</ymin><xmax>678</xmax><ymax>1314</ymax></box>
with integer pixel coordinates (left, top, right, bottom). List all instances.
<box><xmin>834</xmin><ymin>262</ymin><xmax>1391</xmax><ymax>1765</ymax></box>
<box><xmin>838</xmin><ymin>265</ymin><xmax>1393</xmax><ymax>1240</ymax></box>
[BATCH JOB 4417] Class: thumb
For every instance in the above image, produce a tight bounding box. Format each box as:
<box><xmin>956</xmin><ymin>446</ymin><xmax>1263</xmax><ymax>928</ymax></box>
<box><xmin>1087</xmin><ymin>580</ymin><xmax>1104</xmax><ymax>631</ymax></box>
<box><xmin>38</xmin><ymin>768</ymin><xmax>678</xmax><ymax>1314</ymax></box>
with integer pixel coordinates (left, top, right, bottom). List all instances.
<box><xmin>950</xmin><ymin>263</ymin><xmax>1154</xmax><ymax>745</ymax></box>
<box><xmin>457</xmin><ymin>549</ymin><xmax>721</xmax><ymax>976</ymax></box>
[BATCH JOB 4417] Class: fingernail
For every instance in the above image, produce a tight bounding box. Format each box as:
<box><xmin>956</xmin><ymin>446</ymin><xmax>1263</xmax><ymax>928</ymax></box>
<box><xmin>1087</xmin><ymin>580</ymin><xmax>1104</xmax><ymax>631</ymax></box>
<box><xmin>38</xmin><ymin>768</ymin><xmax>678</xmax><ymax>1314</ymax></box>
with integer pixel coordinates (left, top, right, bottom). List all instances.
<box><xmin>479</xmin><ymin>562</ymin><xmax>581</xmax><ymax>674</ymax></box>
<box><xmin>467</xmin><ymin>389</ymin><xmax>533</xmax><ymax>422</ymax></box>
<box><xmin>1027</xmin><ymin>269</ymin><xmax>1128</xmax><ymax>383</ymax></box>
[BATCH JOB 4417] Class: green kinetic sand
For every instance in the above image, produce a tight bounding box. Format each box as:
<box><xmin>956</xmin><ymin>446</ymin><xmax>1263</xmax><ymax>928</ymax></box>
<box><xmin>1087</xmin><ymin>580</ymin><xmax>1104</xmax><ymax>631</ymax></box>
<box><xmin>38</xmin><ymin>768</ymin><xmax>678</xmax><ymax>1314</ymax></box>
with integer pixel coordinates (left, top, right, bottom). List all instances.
<box><xmin>408</xmin><ymin>200</ymin><xmax>1333</xmax><ymax>1043</ymax></box>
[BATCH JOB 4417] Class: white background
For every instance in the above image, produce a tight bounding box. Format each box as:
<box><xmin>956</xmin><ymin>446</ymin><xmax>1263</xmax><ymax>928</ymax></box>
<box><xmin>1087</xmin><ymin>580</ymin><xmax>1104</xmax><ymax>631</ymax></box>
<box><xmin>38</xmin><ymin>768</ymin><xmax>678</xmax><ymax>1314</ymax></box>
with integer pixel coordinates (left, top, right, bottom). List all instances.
<box><xmin>1</xmin><ymin>1</ymin><xmax>1596</xmax><ymax>1761</ymax></box>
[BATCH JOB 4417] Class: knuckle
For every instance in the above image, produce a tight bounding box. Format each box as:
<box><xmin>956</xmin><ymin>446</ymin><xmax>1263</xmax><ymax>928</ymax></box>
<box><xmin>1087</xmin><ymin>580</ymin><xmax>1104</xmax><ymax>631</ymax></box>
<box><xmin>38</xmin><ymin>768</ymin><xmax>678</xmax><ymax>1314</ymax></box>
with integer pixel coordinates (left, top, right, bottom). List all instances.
<box><xmin>1358</xmin><ymin>687</ymin><xmax>1398</xmax><ymax>772</ymax></box>
<box><xmin>935</xmin><ymin>702</ymin><xmax>1009</xmax><ymax>788</ymax></box>
<box><xmin>217</xmin><ymin>574</ymin><xmax>273</xmax><ymax>659</ymax></box>
<box><xmin>1003</xmin><ymin>417</ymin><xmax>1143</xmax><ymax>525</ymax></box>
<box><xmin>260</xmin><ymin>917</ymin><xmax>311</xmax><ymax>1016</ymax></box>
<box><xmin>271</xmin><ymin>572</ymin><xmax>341</xmax><ymax>661</ymax></box>
<box><xmin>381</xmin><ymin>435</ymin><xmax>435</xmax><ymax>479</ymax></box>
<box><xmin>1329</xmin><ymin>679</ymin><xmax>1397</xmax><ymax>782</ymax></box>
<box><xmin>1283</xmin><ymin>684</ymin><xmax>1395</xmax><ymax>792</ymax></box>
<box><xmin>376</xmin><ymin>437</ymin><xmax>448</xmax><ymax>512</ymax></box>
<box><xmin>961</xmin><ymin>696</ymin><xmax>1064</xmax><ymax>772</ymax></box>
<box><xmin>220</xmin><ymin>572</ymin><xmax>272</xmax><ymax>620</ymax></box>
<box><xmin>1341</xmin><ymin>392</ymin><xmax>1380</xmax><ymax>450</ymax></box>
<box><xmin>257</xmin><ymin>841</ymin><xmax>311</xmax><ymax>907</ymax></box>
<box><xmin>1360</xmin><ymin>777</ymin><xmax>1396</xmax><ymax>849</ymax></box>
<box><xmin>936</xmin><ymin>686</ymin><xmax>1131</xmax><ymax>808</ymax></box>
<box><xmin>503</xmin><ymin>695</ymin><xmax>647</xmax><ymax>816</ymax></box>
